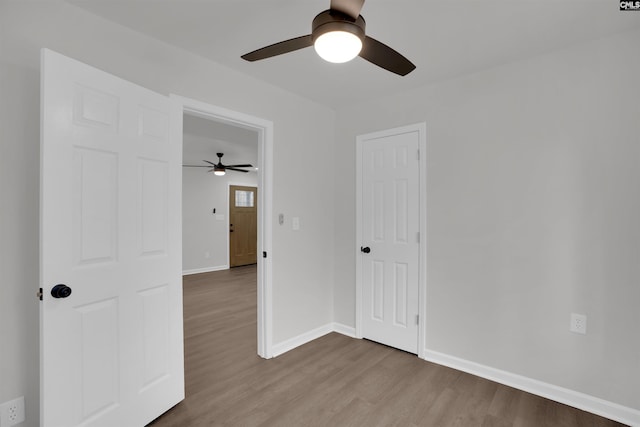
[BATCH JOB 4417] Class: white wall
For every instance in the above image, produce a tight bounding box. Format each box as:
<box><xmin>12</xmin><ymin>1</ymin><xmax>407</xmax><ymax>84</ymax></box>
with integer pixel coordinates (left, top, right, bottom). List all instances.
<box><xmin>0</xmin><ymin>1</ymin><xmax>335</xmax><ymax>425</ymax></box>
<box><xmin>182</xmin><ymin>165</ymin><xmax>257</xmax><ymax>273</ymax></box>
<box><xmin>333</xmin><ymin>29</ymin><xmax>640</xmax><ymax>411</ymax></box>
<box><xmin>4</xmin><ymin>0</ymin><xmax>638</xmax><ymax>423</ymax></box>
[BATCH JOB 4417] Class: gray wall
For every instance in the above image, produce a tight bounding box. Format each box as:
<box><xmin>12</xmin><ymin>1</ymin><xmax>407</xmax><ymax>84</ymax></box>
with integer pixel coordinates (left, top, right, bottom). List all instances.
<box><xmin>0</xmin><ymin>60</ymin><xmax>41</xmax><ymax>427</ymax></box>
<box><xmin>182</xmin><ymin>165</ymin><xmax>258</xmax><ymax>272</ymax></box>
<box><xmin>333</xmin><ymin>28</ymin><xmax>640</xmax><ymax>410</ymax></box>
<box><xmin>0</xmin><ymin>2</ymin><xmax>335</xmax><ymax>425</ymax></box>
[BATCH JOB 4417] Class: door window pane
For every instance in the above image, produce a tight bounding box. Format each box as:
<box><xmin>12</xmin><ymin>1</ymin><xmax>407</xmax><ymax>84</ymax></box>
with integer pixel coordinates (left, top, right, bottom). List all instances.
<box><xmin>235</xmin><ymin>190</ymin><xmax>254</xmax><ymax>207</ymax></box>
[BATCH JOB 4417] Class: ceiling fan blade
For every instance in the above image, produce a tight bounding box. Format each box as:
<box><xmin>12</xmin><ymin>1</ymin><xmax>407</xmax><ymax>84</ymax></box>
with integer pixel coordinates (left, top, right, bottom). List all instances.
<box><xmin>241</xmin><ymin>35</ymin><xmax>313</xmax><ymax>61</ymax></box>
<box><xmin>182</xmin><ymin>165</ymin><xmax>213</xmax><ymax>167</ymax></box>
<box><xmin>226</xmin><ymin>164</ymin><xmax>253</xmax><ymax>168</ymax></box>
<box><xmin>330</xmin><ymin>0</ymin><xmax>365</xmax><ymax>20</ymax></box>
<box><xmin>226</xmin><ymin>167</ymin><xmax>250</xmax><ymax>173</ymax></box>
<box><xmin>359</xmin><ymin>36</ymin><xmax>416</xmax><ymax>76</ymax></box>
<box><xmin>203</xmin><ymin>160</ymin><xmax>217</xmax><ymax>166</ymax></box>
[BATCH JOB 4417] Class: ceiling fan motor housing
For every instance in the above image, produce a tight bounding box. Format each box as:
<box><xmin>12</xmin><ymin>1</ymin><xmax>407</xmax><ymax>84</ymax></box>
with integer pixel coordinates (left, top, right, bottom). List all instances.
<box><xmin>311</xmin><ymin>9</ymin><xmax>366</xmax><ymax>43</ymax></box>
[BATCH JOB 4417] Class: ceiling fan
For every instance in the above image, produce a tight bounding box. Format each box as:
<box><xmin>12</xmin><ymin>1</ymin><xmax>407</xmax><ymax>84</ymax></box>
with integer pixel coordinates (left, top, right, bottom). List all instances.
<box><xmin>183</xmin><ymin>153</ymin><xmax>253</xmax><ymax>176</ymax></box>
<box><xmin>241</xmin><ymin>0</ymin><xmax>415</xmax><ymax>76</ymax></box>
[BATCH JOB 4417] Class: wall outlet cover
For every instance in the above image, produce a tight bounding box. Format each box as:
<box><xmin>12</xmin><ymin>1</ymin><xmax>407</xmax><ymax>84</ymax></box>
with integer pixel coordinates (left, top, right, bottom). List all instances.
<box><xmin>570</xmin><ymin>313</ymin><xmax>587</xmax><ymax>335</ymax></box>
<box><xmin>0</xmin><ymin>396</ymin><xmax>25</xmax><ymax>427</ymax></box>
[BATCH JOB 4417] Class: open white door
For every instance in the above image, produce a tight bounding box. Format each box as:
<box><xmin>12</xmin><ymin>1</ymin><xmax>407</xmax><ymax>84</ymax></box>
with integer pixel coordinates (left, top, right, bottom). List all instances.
<box><xmin>40</xmin><ymin>49</ymin><xmax>184</xmax><ymax>426</ymax></box>
<box><xmin>356</xmin><ymin>124</ymin><xmax>425</xmax><ymax>355</ymax></box>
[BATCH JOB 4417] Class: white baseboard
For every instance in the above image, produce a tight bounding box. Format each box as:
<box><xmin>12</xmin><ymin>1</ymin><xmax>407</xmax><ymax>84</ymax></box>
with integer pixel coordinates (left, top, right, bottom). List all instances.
<box><xmin>270</xmin><ymin>323</ymin><xmax>355</xmax><ymax>358</ymax></box>
<box><xmin>332</xmin><ymin>322</ymin><xmax>356</xmax><ymax>338</ymax></box>
<box><xmin>272</xmin><ymin>323</ymin><xmax>334</xmax><ymax>357</ymax></box>
<box><xmin>182</xmin><ymin>265</ymin><xmax>228</xmax><ymax>276</ymax></box>
<box><xmin>423</xmin><ymin>349</ymin><xmax>640</xmax><ymax>426</ymax></box>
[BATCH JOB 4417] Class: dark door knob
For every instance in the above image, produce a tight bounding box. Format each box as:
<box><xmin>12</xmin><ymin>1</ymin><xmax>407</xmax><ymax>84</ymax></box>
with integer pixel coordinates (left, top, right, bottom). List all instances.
<box><xmin>51</xmin><ymin>284</ymin><xmax>72</xmax><ymax>299</ymax></box>
<box><xmin>360</xmin><ymin>246</ymin><xmax>371</xmax><ymax>254</ymax></box>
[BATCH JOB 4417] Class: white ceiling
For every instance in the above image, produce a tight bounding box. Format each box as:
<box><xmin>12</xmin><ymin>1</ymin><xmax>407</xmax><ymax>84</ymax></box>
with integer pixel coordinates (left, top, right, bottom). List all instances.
<box><xmin>182</xmin><ymin>114</ymin><xmax>258</xmax><ymax>170</ymax></box>
<box><xmin>69</xmin><ymin>0</ymin><xmax>640</xmax><ymax>109</ymax></box>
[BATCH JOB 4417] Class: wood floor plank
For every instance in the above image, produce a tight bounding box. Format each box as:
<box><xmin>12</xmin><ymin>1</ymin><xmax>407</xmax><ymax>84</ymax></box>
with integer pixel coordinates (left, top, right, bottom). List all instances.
<box><xmin>148</xmin><ymin>266</ymin><xmax>627</xmax><ymax>427</ymax></box>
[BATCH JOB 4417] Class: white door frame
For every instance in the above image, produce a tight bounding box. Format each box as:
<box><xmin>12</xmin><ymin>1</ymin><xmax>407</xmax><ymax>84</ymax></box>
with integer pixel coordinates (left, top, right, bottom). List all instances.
<box><xmin>170</xmin><ymin>95</ymin><xmax>274</xmax><ymax>359</ymax></box>
<box><xmin>355</xmin><ymin>122</ymin><xmax>427</xmax><ymax>359</ymax></box>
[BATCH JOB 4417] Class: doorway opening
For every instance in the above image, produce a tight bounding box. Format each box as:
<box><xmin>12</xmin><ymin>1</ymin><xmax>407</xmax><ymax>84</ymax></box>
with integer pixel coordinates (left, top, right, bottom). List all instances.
<box><xmin>182</xmin><ymin>116</ymin><xmax>259</xmax><ymax>272</ymax></box>
<box><xmin>173</xmin><ymin>95</ymin><xmax>274</xmax><ymax>360</ymax></box>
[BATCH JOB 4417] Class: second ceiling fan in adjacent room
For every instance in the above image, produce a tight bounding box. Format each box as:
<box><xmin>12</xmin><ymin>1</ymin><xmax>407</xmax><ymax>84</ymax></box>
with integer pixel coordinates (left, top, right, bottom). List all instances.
<box><xmin>183</xmin><ymin>153</ymin><xmax>253</xmax><ymax>176</ymax></box>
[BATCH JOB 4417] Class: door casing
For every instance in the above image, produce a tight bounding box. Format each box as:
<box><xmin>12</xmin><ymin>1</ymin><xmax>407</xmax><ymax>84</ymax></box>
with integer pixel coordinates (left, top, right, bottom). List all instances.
<box><xmin>355</xmin><ymin>123</ymin><xmax>427</xmax><ymax>359</ymax></box>
<box><xmin>171</xmin><ymin>95</ymin><xmax>274</xmax><ymax>359</ymax></box>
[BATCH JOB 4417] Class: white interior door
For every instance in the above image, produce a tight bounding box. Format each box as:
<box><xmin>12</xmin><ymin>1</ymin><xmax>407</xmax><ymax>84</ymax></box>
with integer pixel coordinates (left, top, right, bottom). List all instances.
<box><xmin>358</xmin><ymin>127</ymin><xmax>421</xmax><ymax>354</ymax></box>
<box><xmin>40</xmin><ymin>49</ymin><xmax>184</xmax><ymax>427</ymax></box>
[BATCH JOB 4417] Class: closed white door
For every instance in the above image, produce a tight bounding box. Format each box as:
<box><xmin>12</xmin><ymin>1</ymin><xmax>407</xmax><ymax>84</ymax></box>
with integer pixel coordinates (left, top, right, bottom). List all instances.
<box><xmin>40</xmin><ymin>49</ymin><xmax>184</xmax><ymax>426</ymax></box>
<box><xmin>358</xmin><ymin>127</ymin><xmax>421</xmax><ymax>354</ymax></box>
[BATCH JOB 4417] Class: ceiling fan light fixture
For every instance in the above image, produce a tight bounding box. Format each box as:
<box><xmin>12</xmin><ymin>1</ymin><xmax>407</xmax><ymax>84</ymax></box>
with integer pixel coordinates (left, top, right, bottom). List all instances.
<box><xmin>214</xmin><ymin>167</ymin><xmax>226</xmax><ymax>176</ymax></box>
<box><xmin>311</xmin><ymin>10</ymin><xmax>365</xmax><ymax>64</ymax></box>
<box><xmin>314</xmin><ymin>31</ymin><xmax>362</xmax><ymax>63</ymax></box>
<box><xmin>241</xmin><ymin>3</ymin><xmax>416</xmax><ymax>76</ymax></box>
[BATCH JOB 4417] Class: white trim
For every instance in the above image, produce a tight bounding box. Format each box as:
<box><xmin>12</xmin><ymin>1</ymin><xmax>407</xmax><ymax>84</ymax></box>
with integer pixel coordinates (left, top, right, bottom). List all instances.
<box><xmin>416</xmin><ymin>123</ymin><xmax>427</xmax><ymax>360</ymax></box>
<box><xmin>182</xmin><ymin>265</ymin><xmax>228</xmax><ymax>276</ymax></box>
<box><xmin>355</xmin><ymin>123</ymin><xmax>427</xmax><ymax>358</ymax></box>
<box><xmin>272</xmin><ymin>324</ymin><xmax>334</xmax><ymax>357</ymax></box>
<box><xmin>170</xmin><ymin>94</ymin><xmax>274</xmax><ymax>359</ymax></box>
<box><xmin>423</xmin><ymin>349</ymin><xmax>640</xmax><ymax>426</ymax></box>
<box><xmin>355</xmin><ymin>136</ymin><xmax>363</xmax><ymax>340</ymax></box>
<box><xmin>332</xmin><ymin>323</ymin><xmax>356</xmax><ymax>338</ymax></box>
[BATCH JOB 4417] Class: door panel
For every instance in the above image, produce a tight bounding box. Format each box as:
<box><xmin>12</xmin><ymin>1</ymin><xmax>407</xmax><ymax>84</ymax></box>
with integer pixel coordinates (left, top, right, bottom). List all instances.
<box><xmin>76</xmin><ymin>298</ymin><xmax>119</xmax><ymax>420</ymax></box>
<box><xmin>40</xmin><ymin>49</ymin><xmax>184</xmax><ymax>427</ymax></box>
<box><xmin>73</xmin><ymin>148</ymin><xmax>118</xmax><ymax>265</ymax></box>
<box><xmin>138</xmin><ymin>284</ymin><xmax>170</xmax><ymax>390</ymax></box>
<box><xmin>139</xmin><ymin>158</ymin><xmax>169</xmax><ymax>256</ymax></box>
<box><xmin>360</xmin><ymin>130</ymin><xmax>420</xmax><ymax>354</ymax></box>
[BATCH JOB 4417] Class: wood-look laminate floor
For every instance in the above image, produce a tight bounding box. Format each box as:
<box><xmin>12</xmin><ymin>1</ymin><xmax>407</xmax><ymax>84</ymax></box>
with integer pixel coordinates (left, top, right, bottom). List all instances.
<box><xmin>149</xmin><ymin>266</ymin><xmax>625</xmax><ymax>427</ymax></box>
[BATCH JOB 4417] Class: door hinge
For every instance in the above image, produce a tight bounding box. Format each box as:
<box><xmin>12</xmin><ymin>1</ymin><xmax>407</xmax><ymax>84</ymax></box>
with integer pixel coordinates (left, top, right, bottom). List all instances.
<box><xmin>416</xmin><ymin>314</ymin><xmax>419</xmax><ymax>325</ymax></box>
<box><xmin>37</xmin><ymin>288</ymin><xmax>43</xmax><ymax>301</ymax></box>
<box><xmin>263</xmin><ymin>251</ymin><xmax>267</xmax><ymax>258</ymax></box>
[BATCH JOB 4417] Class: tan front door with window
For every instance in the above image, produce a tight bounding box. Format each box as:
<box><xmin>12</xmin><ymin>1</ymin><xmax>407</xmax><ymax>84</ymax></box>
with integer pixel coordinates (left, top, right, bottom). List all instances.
<box><xmin>229</xmin><ymin>185</ymin><xmax>258</xmax><ymax>267</ymax></box>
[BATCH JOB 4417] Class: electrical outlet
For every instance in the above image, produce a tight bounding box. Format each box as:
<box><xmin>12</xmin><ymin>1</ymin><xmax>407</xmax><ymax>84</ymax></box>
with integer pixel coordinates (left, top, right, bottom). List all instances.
<box><xmin>570</xmin><ymin>313</ymin><xmax>587</xmax><ymax>335</ymax></box>
<box><xmin>0</xmin><ymin>396</ymin><xmax>25</xmax><ymax>426</ymax></box>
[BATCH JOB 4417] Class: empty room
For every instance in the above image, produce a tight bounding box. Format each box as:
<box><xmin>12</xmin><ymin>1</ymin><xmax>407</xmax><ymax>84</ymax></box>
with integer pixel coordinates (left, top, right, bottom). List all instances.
<box><xmin>1</xmin><ymin>1</ymin><xmax>639</xmax><ymax>426</ymax></box>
